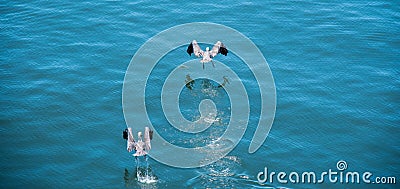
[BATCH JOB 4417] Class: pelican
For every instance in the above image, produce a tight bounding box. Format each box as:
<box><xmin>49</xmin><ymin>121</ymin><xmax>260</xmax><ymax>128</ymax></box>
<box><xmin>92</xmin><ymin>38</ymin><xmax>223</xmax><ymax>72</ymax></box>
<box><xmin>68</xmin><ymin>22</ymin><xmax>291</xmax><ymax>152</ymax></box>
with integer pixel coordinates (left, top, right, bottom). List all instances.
<box><xmin>125</xmin><ymin>127</ymin><xmax>153</xmax><ymax>157</ymax></box>
<box><xmin>187</xmin><ymin>40</ymin><xmax>228</xmax><ymax>69</ymax></box>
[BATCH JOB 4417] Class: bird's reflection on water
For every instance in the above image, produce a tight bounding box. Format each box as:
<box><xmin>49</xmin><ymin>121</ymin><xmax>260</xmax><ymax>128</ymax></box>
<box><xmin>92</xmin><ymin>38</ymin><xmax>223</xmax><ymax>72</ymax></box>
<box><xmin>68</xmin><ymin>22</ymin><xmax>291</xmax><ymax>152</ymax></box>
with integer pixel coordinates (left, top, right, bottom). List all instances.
<box><xmin>185</xmin><ymin>74</ymin><xmax>195</xmax><ymax>90</ymax></box>
<box><xmin>185</xmin><ymin>74</ymin><xmax>229</xmax><ymax>94</ymax></box>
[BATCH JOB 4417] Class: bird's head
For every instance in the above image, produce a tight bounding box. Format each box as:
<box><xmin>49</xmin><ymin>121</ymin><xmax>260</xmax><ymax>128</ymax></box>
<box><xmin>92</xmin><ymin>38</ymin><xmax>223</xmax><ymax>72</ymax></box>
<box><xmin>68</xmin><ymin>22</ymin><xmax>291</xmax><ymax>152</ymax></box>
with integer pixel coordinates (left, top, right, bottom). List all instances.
<box><xmin>206</xmin><ymin>47</ymin><xmax>210</xmax><ymax>51</ymax></box>
<box><xmin>138</xmin><ymin>132</ymin><xmax>142</xmax><ymax>138</ymax></box>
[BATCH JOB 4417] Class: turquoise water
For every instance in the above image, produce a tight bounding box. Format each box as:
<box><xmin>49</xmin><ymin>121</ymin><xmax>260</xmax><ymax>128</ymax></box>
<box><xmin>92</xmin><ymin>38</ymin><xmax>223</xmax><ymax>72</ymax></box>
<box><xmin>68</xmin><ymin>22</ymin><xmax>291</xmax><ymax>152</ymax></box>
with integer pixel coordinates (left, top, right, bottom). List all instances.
<box><xmin>1</xmin><ymin>1</ymin><xmax>399</xmax><ymax>188</ymax></box>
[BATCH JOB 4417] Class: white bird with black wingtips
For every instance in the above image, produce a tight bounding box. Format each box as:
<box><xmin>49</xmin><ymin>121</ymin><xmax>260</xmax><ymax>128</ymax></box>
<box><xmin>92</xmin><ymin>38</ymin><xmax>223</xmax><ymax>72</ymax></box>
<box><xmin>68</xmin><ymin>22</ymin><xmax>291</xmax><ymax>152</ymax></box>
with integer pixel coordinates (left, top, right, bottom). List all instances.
<box><xmin>124</xmin><ymin>127</ymin><xmax>153</xmax><ymax>157</ymax></box>
<box><xmin>187</xmin><ymin>40</ymin><xmax>228</xmax><ymax>69</ymax></box>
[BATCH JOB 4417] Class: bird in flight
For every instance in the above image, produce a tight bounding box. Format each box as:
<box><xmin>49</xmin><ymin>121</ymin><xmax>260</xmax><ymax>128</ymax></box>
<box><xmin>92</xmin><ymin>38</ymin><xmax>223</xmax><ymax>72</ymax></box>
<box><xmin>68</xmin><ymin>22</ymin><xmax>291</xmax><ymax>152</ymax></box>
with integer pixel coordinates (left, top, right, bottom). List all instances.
<box><xmin>124</xmin><ymin>127</ymin><xmax>153</xmax><ymax>158</ymax></box>
<box><xmin>186</xmin><ymin>40</ymin><xmax>228</xmax><ymax>69</ymax></box>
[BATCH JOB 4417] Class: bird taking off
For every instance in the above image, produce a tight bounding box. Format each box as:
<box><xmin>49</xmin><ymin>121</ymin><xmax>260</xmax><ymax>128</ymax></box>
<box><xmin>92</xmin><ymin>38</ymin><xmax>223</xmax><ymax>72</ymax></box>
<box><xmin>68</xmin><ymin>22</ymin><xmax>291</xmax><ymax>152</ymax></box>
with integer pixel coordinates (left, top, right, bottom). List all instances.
<box><xmin>125</xmin><ymin>127</ymin><xmax>153</xmax><ymax>157</ymax></box>
<box><xmin>187</xmin><ymin>40</ymin><xmax>228</xmax><ymax>69</ymax></box>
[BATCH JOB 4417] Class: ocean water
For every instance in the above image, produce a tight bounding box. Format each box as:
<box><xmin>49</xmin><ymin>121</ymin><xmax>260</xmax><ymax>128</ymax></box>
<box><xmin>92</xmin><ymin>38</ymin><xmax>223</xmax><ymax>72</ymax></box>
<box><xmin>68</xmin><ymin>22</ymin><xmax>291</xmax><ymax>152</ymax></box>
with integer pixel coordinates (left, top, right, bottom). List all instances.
<box><xmin>1</xmin><ymin>1</ymin><xmax>399</xmax><ymax>188</ymax></box>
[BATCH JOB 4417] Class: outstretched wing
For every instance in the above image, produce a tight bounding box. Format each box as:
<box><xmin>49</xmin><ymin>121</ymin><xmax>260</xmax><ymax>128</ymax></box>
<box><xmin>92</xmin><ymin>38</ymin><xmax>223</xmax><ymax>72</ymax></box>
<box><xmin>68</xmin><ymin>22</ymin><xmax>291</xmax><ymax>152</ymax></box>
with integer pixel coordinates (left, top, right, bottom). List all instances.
<box><xmin>127</xmin><ymin>127</ymin><xmax>135</xmax><ymax>152</ymax></box>
<box><xmin>144</xmin><ymin>127</ymin><xmax>152</xmax><ymax>151</ymax></box>
<box><xmin>187</xmin><ymin>40</ymin><xmax>203</xmax><ymax>57</ymax></box>
<box><xmin>210</xmin><ymin>41</ymin><xmax>228</xmax><ymax>57</ymax></box>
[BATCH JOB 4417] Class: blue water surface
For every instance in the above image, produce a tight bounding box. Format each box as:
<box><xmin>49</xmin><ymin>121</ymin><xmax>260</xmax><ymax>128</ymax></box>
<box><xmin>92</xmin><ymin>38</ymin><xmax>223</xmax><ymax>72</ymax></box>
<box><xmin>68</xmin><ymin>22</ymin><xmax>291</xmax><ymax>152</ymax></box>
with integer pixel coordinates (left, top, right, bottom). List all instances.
<box><xmin>1</xmin><ymin>1</ymin><xmax>399</xmax><ymax>188</ymax></box>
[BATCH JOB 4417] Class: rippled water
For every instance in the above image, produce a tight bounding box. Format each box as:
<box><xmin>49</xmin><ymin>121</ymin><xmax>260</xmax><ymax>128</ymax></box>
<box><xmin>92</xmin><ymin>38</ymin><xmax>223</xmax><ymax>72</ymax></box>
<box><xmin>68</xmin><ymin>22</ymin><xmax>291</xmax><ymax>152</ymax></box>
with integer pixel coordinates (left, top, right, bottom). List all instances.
<box><xmin>1</xmin><ymin>1</ymin><xmax>399</xmax><ymax>188</ymax></box>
